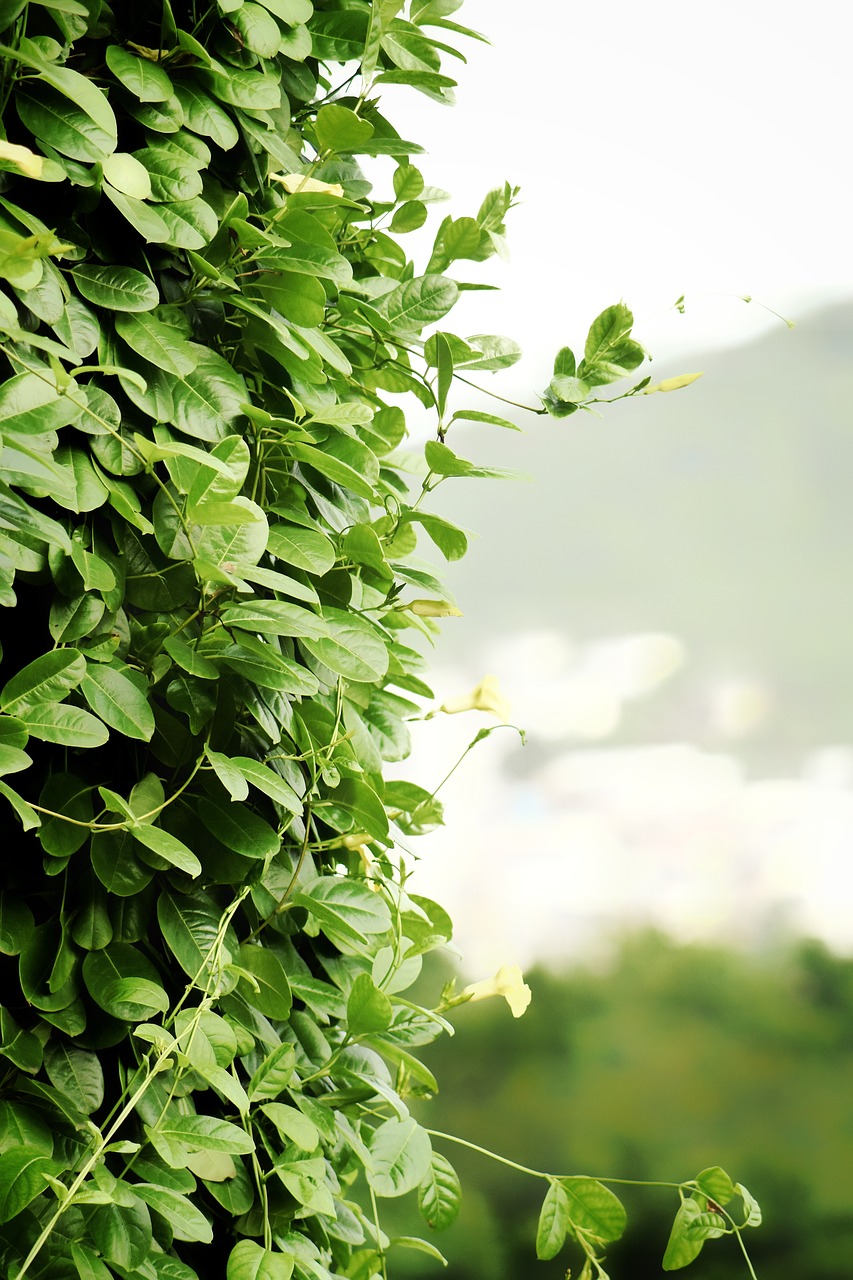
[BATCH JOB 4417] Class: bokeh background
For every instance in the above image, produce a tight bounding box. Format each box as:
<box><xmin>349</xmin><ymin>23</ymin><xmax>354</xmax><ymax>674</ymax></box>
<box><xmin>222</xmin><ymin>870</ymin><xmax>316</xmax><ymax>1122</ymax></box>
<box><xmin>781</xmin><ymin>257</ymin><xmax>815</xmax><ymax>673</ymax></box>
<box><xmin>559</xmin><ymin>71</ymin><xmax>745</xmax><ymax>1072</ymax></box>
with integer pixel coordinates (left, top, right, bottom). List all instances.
<box><xmin>371</xmin><ymin>1</ymin><xmax>853</xmax><ymax>1276</ymax></box>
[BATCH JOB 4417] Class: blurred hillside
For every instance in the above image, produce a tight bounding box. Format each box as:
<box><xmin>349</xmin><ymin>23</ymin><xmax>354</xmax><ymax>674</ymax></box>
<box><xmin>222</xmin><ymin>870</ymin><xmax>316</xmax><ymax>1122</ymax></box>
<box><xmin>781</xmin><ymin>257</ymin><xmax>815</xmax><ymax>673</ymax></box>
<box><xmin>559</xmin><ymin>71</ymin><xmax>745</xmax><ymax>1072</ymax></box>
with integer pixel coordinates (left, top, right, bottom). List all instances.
<box><xmin>428</xmin><ymin>301</ymin><xmax>853</xmax><ymax>770</ymax></box>
<box><xmin>385</xmin><ymin>934</ymin><xmax>853</xmax><ymax>1280</ymax></box>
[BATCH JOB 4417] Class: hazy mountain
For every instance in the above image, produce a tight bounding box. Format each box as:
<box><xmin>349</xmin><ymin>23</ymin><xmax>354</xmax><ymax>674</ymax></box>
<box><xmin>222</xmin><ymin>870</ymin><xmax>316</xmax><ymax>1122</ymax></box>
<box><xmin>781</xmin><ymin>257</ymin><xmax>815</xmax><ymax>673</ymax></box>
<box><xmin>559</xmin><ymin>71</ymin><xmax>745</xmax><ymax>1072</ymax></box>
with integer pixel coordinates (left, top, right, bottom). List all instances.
<box><xmin>426</xmin><ymin>301</ymin><xmax>853</xmax><ymax>770</ymax></box>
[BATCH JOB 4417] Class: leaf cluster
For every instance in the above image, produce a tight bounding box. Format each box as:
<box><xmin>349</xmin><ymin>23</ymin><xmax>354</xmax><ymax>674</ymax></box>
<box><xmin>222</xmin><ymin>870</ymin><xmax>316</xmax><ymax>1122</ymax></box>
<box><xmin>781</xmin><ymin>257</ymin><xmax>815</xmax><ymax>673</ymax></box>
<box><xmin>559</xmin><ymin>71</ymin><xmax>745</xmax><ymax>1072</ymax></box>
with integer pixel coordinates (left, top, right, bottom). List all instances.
<box><xmin>0</xmin><ymin>0</ymin><xmax>747</xmax><ymax>1278</ymax></box>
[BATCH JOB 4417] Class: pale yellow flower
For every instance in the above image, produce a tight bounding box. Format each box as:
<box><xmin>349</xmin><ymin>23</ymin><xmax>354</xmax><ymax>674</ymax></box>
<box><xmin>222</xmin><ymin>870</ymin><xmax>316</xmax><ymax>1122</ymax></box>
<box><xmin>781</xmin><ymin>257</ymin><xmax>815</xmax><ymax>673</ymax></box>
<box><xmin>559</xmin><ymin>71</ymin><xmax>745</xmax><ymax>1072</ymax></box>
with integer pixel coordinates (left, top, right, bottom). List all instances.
<box><xmin>436</xmin><ymin>674</ymin><xmax>510</xmax><ymax>720</ymax></box>
<box><xmin>271</xmin><ymin>172</ymin><xmax>344</xmax><ymax>198</ymax></box>
<box><xmin>642</xmin><ymin>371</ymin><xmax>704</xmax><ymax>394</ymax></box>
<box><xmin>462</xmin><ymin>964</ymin><xmax>532</xmax><ymax>1018</ymax></box>
<box><xmin>0</xmin><ymin>140</ymin><xmax>43</xmax><ymax>179</ymax></box>
<box><xmin>404</xmin><ymin>599</ymin><xmax>462</xmax><ymax>618</ymax></box>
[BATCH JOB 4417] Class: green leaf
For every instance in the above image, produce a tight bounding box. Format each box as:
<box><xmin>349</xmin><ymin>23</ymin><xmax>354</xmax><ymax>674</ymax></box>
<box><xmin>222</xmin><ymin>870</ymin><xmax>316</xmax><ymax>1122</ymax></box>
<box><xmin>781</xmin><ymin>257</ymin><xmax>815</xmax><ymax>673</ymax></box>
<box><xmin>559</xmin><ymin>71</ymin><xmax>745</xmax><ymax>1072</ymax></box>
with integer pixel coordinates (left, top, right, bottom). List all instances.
<box><xmin>424</xmin><ymin>439</ymin><xmax>517</xmax><ymax>481</ymax></box>
<box><xmin>267</xmin><ymin>523</ymin><xmax>335</xmax><ymax>575</ymax></box>
<box><xmin>347</xmin><ymin>972</ymin><xmax>393</xmax><ymax>1035</ymax></box>
<box><xmin>389</xmin><ymin>1236</ymin><xmax>448</xmax><ymax>1267</ymax></box>
<box><xmin>237</xmin><ymin>943</ymin><xmax>292</xmax><ymax>1020</ymax></box>
<box><xmin>156</xmin><ymin>196</ymin><xmax>219</xmax><ymax>250</ymax></box>
<box><xmin>8</xmin><ymin>36</ymin><xmax>117</xmax><ymax>136</ymax></box>
<box><xmin>662</xmin><ymin>1198</ymin><xmax>707</xmax><ymax>1271</ymax></box>
<box><xmin>0</xmin><ymin>1144</ymin><xmax>54</xmax><ymax>1222</ymax></box>
<box><xmin>132</xmin><ymin>824</ymin><xmax>202</xmax><ymax>878</ymax></box>
<box><xmin>218</xmin><ymin>601</ymin><xmax>326</xmax><ymax>640</ymax></box>
<box><xmin>315</xmin><ymin>103</ymin><xmax>375</xmax><ymax>154</ymax></box>
<box><xmin>326</xmin><ymin>775</ymin><xmax>389</xmax><ymax>840</ymax></box>
<box><xmin>132</xmin><ymin>1184</ymin><xmax>213</xmax><ymax>1243</ymax></box>
<box><xmin>90</xmin><ymin>828</ymin><xmax>154</xmax><ymax>896</ymax></box>
<box><xmin>173</xmin><ymin>83</ymin><xmax>239</xmax><ymax>150</ymax></box>
<box><xmin>390</xmin><ymin>199</ymin><xmax>428</xmax><ymax>233</ymax></box>
<box><xmin>163</xmin><ymin>634</ymin><xmax>218</xmax><ymax>680</ymax></box>
<box><xmin>226</xmin><ymin>1240</ymin><xmax>294</xmax><ymax>1280</ymax></box>
<box><xmin>449</xmin><ymin>410</ymin><xmax>519</xmax><ymax>434</ymax></box>
<box><xmin>158</xmin><ymin>1114</ymin><xmax>255</xmax><ymax>1156</ymax></box>
<box><xmin>0</xmin><ymin>742</ymin><xmax>30</xmax><ymax>776</ymax></box>
<box><xmin>0</xmin><ymin>371</ymin><xmax>79</xmax><ymax>434</ymax></box>
<box><xmin>43</xmin><ymin>1041</ymin><xmax>104</xmax><ymax>1113</ymax></box>
<box><xmin>584</xmin><ymin>302</ymin><xmax>634</xmax><ymax>364</ymax></box>
<box><xmin>81</xmin><ymin>665</ymin><xmax>155</xmax><ymax>741</ymax></box>
<box><xmin>0</xmin><ymin>648</ymin><xmax>85</xmax><ymax>713</ymax></box>
<box><xmin>549</xmin><ymin>374</ymin><xmax>591</xmax><ymax>404</ymax></box>
<box><xmin>418</xmin><ymin>1150</ymin><xmax>462</xmax><ymax>1230</ymax></box>
<box><xmin>157</xmin><ymin>889</ymin><xmax>238</xmax><ymax>988</ymax></box>
<box><xmin>300</xmin><ymin>608</ymin><xmax>389</xmax><ymax>683</ymax></box>
<box><xmin>205</xmin><ymin>749</ymin><xmax>250</xmax><ymax>802</ymax></box>
<box><xmin>536</xmin><ymin>1180</ymin><xmax>570</xmax><ymax>1260</ymax></box>
<box><xmin>367</xmin><ymin>1117</ymin><xmax>432</xmax><ymax>1197</ymax></box>
<box><xmin>70</xmin><ymin>1242</ymin><xmax>113</xmax><ymax>1280</ymax></box>
<box><xmin>102</xmin><ymin>183</ymin><xmax>171</xmax><ymax>243</ymax></box>
<box><xmin>294</xmin><ymin>876</ymin><xmax>392</xmax><ymax>953</ymax></box>
<box><xmin>736</xmin><ymin>1183</ymin><xmax>762</xmax><ymax>1228</ymax></box>
<box><xmin>71</xmin><ymin>264</ymin><xmax>159</xmax><ymax>311</ymax></box>
<box><xmin>88</xmin><ymin>1198</ymin><xmax>152</xmax><ymax>1270</ymax></box>
<box><xmin>247</xmin><ymin>1043</ymin><xmax>296</xmax><ymax>1102</ymax></box>
<box><xmin>105</xmin><ymin>45</ymin><xmax>174</xmax><ymax>102</ymax></box>
<box><xmin>82</xmin><ymin>943</ymin><xmax>168</xmax><ymax>1020</ymax></box>
<box><xmin>406</xmin><ymin>511</ymin><xmax>468</xmax><ymax>561</ymax></box>
<box><xmin>17</xmin><ymin>700</ymin><xmax>109</xmax><ymax>748</ymax></box>
<box><xmin>0</xmin><ymin>779</ymin><xmax>41</xmax><ymax>830</ymax></box>
<box><xmin>562</xmin><ymin>1177</ymin><xmax>627</xmax><ymax>1243</ymax></box>
<box><xmin>696</xmin><ymin>1166</ymin><xmax>736</xmax><ymax>1205</ymax></box>
<box><xmin>170</xmin><ymin>352</ymin><xmax>249</xmax><ymax>441</ymax></box>
<box><xmin>116</xmin><ymin>312</ymin><xmax>199</xmax><ymax>376</ymax></box>
<box><xmin>0</xmin><ymin>891</ymin><xmax>34</xmax><ymax>954</ymax></box>
<box><xmin>0</xmin><ymin>1006</ymin><xmax>42</xmax><ymax>1073</ymax></box>
<box><xmin>375</xmin><ymin>273</ymin><xmax>458</xmax><ymax>331</ymax></box>
<box><xmin>230</xmin><ymin>756</ymin><xmax>302</xmax><ymax>815</ymax></box>
<box><xmin>259</xmin><ymin>1103</ymin><xmax>318</xmax><ymax>1152</ymax></box>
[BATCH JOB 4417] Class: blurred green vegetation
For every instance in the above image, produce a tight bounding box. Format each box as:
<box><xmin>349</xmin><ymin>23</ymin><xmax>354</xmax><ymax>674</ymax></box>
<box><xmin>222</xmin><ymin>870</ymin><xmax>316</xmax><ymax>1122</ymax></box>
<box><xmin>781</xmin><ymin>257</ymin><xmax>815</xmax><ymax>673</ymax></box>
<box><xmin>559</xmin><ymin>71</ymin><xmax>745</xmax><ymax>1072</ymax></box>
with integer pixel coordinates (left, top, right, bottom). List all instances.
<box><xmin>388</xmin><ymin>933</ymin><xmax>853</xmax><ymax>1279</ymax></box>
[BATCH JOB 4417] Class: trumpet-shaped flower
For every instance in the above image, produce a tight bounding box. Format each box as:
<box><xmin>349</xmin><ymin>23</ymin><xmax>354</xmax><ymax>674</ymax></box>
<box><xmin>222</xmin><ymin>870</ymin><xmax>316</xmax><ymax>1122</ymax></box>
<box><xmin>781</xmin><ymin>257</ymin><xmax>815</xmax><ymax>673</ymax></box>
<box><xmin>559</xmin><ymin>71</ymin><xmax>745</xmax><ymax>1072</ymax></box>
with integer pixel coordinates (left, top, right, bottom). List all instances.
<box><xmin>0</xmin><ymin>140</ymin><xmax>43</xmax><ymax>178</ymax></box>
<box><xmin>435</xmin><ymin>674</ymin><xmax>510</xmax><ymax>721</ymax></box>
<box><xmin>271</xmin><ymin>172</ymin><xmax>344</xmax><ymax>198</ymax></box>
<box><xmin>462</xmin><ymin>964</ymin><xmax>532</xmax><ymax>1018</ymax></box>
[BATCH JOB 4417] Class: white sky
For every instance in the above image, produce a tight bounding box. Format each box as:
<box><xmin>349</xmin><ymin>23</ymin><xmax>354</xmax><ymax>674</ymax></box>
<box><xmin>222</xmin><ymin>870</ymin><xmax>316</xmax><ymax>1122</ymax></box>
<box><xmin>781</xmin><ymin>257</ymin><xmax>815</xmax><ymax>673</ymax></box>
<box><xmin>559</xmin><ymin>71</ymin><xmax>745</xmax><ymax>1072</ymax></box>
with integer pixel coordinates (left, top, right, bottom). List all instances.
<box><xmin>386</xmin><ymin>0</ymin><xmax>853</xmax><ymax>379</ymax></box>
<box><xmin>382</xmin><ymin>0</ymin><xmax>853</xmax><ymax>975</ymax></box>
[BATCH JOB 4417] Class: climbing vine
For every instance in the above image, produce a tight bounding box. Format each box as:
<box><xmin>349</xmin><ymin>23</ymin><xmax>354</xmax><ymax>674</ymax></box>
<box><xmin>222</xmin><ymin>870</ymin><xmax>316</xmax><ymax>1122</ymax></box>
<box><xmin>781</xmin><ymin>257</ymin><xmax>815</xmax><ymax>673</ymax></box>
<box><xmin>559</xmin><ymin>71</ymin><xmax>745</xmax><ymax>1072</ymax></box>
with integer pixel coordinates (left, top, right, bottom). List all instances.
<box><xmin>0</xmin><ymin>0</ymin><xmax>760</xmax><ymax>1276</ymax></box>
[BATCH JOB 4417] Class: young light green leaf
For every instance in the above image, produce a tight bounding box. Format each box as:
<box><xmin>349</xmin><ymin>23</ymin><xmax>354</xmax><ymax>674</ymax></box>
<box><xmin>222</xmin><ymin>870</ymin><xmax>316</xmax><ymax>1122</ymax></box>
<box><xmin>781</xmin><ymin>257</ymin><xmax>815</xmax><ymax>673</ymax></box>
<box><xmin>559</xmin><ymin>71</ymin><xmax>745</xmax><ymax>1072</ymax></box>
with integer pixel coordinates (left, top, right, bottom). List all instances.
<box><xmin>367</xmin><ymin>1117</ymin><xmax>432</xmax><ymax>1198</ymax></box>
<box><xmin>561</xmin><ymin>1177</ymin><xmax>627</xmax><ymax>1243</ymax></box>
<box><xmin>226</xmin><ymin>1240</ymin><xmax>294</xmax><ymax>1280</ymax></box>
<box><xmin>158</xmin><ymin>1115</ymin><xmax>255</xmax><ymax>1156</ymax></box>
<box><xmin>247</xmin><ymin>1043</ymin><xmax>296</xmax><ymax>1102</ymax></box>
<box><xmin>259</xmin><ymin>1103</ymin><xmax>319</xmax><ymax>1152</ymax></box>
<box><xmin>536</xmin><ymin>1180</ymin><xmax>570</xmax><ymax>1260</ymax></box>
<box><xmin>417</xmin><ymin>1150</ymin><xmax>462</xmax><ymax>1231</ymax></box>
<box><xmin>347</xmin><ymin>972</ymin><xmax>393</xmax><ymax>1035</ymax></box>
<box><xmin>662</xmin><ymin>1198</ymin><xmax>707</xmax><ymax>1271</ymax></box>
<box><xmin>696</xmin><ymin>1166</ymin><xmax>735</xmax><ymax>1205</ymax></box>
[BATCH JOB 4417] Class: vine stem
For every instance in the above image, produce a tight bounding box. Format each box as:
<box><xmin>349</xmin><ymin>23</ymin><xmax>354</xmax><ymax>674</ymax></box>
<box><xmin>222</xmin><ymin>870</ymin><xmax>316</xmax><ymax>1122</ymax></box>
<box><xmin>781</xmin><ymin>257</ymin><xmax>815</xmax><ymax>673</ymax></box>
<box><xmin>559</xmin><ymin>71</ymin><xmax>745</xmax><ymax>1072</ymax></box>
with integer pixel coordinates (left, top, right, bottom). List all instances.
<box><xmin>424</xmin><ymin>1129</ymin><xmax>550</xmax><ymax>1181</ymax></box>
<box><xmin>15</xmin><ymin>1050</ymin><xmax>175</xmax><ymax>1279</ymax></box>
<box><xmin>425</xmin><ymin>1130</ymin><xmax>691</xmax><ymax>1197</ymax></box>
<box><xmin>733</xmin><ymin>1227</ymin><xmax>760</xmax><ymax>1280</ymax></box>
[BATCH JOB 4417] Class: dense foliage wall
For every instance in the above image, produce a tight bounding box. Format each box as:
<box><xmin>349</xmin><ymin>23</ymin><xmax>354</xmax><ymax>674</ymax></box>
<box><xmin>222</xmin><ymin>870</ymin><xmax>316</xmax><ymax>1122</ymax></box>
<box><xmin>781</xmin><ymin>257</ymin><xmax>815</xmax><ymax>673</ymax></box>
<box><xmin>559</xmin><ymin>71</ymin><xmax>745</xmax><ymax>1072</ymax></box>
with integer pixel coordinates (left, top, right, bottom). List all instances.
<box><xmin>0</xmin><ymin>1</ymin><xmax>755</xmax><ymax>1278</ymax></box>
